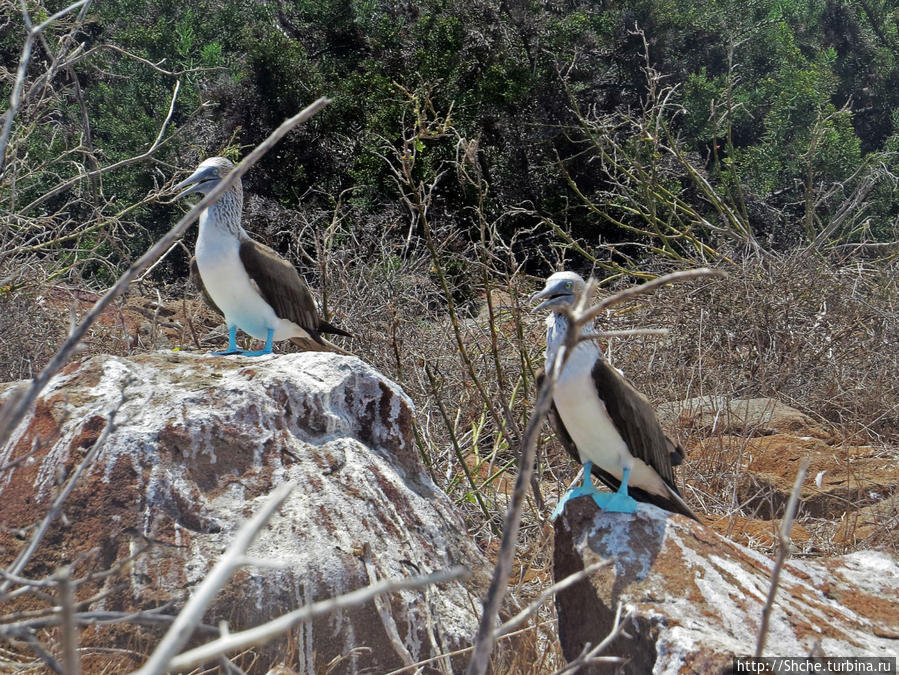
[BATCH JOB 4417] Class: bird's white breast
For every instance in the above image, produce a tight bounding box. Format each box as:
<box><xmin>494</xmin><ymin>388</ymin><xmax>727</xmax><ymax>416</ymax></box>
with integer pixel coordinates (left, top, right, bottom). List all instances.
<box><xmin>548</xmin><ymin>315</ymin><xmax>668</xmax><ymax>496</ymax></box>
<box><xmin>195</xmin><ymin>212</ymin><xmax>291</xmax><ymax>341</ymax></box>
<box><xmin>553</xmin><ymin>341</ymin><xmax>632</xmax><ymax>471</ymax></box>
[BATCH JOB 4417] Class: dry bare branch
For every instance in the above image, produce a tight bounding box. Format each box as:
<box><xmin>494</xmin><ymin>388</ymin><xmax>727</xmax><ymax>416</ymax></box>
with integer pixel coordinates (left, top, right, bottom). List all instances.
<box><xmin>0</xmin><ymin>0</ymin><xmax>91</xmax><ymax>171</ymax></box>
<box><xmin>165</xmin><ymin>566</ymin><xmax>469</xmax><ymax>673</ymax></box>
<box><xmin>755</xmin><ymin>458</ymin><xmax>809</xmax><ymax>656</ymax></box>
<box><xmin>56</xmin><ymin>567</ymin><xmax>80</xmax><ymax>675</ymax></box>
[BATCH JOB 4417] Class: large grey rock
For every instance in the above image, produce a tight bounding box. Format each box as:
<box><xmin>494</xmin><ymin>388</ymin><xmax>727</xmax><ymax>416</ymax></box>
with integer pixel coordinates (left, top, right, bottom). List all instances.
<box><xmin>0</xmin><ymin>351</ymin><xmax>486</xmax><ymax>674</ymax></box>
<box><xmin>656</xmin><ymin>395</ymin><xmax>829</xmax><ymax>439</ymax></box>
<box><xmin>553</xmin><ymin>499</ymin><xmax>898</xmax><ymax>674</ymax></box>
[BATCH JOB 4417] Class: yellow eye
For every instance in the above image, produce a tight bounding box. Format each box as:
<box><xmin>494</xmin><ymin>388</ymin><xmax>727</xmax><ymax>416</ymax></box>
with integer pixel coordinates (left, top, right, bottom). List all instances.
<box><xmin>565</xmin><ymin>281</ymin><xmax>573</xmax><ymax>289</ymax></box>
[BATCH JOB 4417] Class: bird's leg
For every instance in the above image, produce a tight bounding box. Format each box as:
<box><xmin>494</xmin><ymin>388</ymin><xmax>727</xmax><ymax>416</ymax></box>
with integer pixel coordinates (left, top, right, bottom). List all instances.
<box><xmin>578</xmin><ymin>462</ymin><xmax>591</xmax><ymax>487</ymax></box>
<box><xmin>243</xmin><ymin>328</ymin><xmax>275</xmax><ymax>357</ymax></box>
<box><xmin>592</xmin><ymin>466</ymin><xmax>639</xmax><ymax>514</ymax></box>
<box><xmin>212</xmin><ymin>325</ymin><xmax>247</xmax><ymax>356</ymax></box>
<box><xmin>551</xmin><ymin>461</ymin><xmax>600</xmax><ymax>520</ymax></box>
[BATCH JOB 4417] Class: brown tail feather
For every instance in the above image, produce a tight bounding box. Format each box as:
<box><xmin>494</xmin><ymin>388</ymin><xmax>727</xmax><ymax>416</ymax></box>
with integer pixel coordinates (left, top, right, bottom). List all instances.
<box><xmin>318</xmin><ymin>319</ymin><xmax>352</xmax><ymax>338</ymax></box>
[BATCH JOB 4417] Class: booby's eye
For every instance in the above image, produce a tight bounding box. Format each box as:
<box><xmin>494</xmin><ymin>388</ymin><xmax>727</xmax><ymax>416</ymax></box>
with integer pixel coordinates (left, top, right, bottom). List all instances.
<box><xmin>565</xmin><ymin>281</ymin><xmax>573</xmax><ymax>289</ymax></box>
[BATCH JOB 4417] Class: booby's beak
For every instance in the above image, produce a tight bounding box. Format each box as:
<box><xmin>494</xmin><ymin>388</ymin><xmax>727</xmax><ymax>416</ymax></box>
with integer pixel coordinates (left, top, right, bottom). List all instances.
<box><xmin>531</xmin><ymin>280</ymin><xmax>576</xmax><ymax>312</ymax></box>
<box><xmin>173</xmin><ymin>165</ymin><xmax>220</xmax><ymax>198</ymax></box>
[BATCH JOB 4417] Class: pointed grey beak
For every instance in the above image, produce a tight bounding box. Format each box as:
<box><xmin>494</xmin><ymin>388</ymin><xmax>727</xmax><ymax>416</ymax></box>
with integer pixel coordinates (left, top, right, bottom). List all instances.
<box><xmin>173</xmin><ymin>165</ymin><xmax>219</xmax><ymax>198</ymax></box>
<box><xmin>531</xmin><ymin>283</ymin><xmax>574</xmax><ymax>312</ymax></box>
<box><xmin>530</xmin><ymin>287</ymin><xmax>551</xmax><ymax>311</ymax></box>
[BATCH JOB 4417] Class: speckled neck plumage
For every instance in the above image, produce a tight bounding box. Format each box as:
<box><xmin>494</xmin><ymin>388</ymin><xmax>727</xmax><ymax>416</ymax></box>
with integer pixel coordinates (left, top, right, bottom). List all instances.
<box><xmin>203</xmin><ymin>184</ymin><xmax>245</xmax><ymax>239</ymax></box>
<box><xmin>544</xmin><ymin>311</ymin><xmax>600</xmax><ymax>374</ymax></box>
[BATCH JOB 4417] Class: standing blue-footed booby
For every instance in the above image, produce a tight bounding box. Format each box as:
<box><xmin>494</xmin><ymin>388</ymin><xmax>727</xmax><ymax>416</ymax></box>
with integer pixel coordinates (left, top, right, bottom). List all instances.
<box><xmin>174</xmin><ymin>157</ymin><xmax>351</xmax><ymax>356</ymax></box>
<box><xmin>532</xmin><ymin>271</ymin><xmax>697</xmax><ymax>520</ymax></box>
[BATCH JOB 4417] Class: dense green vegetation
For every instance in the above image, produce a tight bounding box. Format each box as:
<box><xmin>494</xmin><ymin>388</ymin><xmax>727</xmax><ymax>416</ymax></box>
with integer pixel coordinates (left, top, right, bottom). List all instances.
<box><xmin>3</xmin><ymin>0</ymin><xmax>899</xmax><ymax>281</ymax></box>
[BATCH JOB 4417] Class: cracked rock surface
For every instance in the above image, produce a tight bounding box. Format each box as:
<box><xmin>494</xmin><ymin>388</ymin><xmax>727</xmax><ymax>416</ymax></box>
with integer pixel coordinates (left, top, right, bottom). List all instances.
<box><xmin>1</xmin><ymin>351</ymin><xmax>487</xmax><ymax>674</ymax></box>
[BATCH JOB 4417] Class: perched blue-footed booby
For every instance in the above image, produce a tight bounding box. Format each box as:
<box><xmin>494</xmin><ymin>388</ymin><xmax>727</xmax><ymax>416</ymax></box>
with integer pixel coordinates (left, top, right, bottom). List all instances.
<box><xmin>532</xmin><ymin>271</ymin><xmax>697</xmax><ymax>520</ymax></box>
<box><xmin>174</xmin><ymin>157</ymin><xmax>351</xmax><ymax>356</ymax></box>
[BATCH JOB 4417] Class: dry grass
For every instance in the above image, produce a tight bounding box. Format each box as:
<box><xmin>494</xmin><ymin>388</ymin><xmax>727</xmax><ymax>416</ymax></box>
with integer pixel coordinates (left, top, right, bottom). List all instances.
<box><xmin>615</xmin><ymin>252</ymin><xmax>899</xmax><ymax>443</ymax></box>
<box><xmin>0</xmin><ymin>263</ymin><xmax>71</xmax><ymax>383</ymax></box>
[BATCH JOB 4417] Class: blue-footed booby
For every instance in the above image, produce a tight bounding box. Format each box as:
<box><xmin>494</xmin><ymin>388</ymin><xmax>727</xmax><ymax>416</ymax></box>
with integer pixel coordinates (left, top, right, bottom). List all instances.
<box><xmin>174</xmin><ymin>157</ymin><xmax>351</xmax><ymax>356</ymax></box>
<box><xmin>532</xmin><ymin>271</ymin><xmax>697</xmax><ymax>520</ymax></box>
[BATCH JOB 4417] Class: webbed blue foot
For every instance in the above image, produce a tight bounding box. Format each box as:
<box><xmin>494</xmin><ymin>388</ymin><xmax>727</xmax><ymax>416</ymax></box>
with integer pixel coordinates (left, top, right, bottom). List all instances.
<box><xmin>552</xmin><ymin>464</ymin><xmax>639</xmax><ymax>518</ymax></box>
<box><xmin>591</xmin><ymin>490</ymin><xmax>638</xmax><ymax>513</ymax></box>
<box><xmin>552</xmin><ymin>462</ymin><xmax>600</xmax><ymax>520</ymax></box>
<box><xmin>212</xmin><ymin>326</ymin><xmax>247</xmax><ymax>356</ymax></box>
<box><xmin>242</xmin><ymin>328</ymin><xmax>274</xmax><ymax>357</ymax></box>
<box><xmin>591</xmin><ymin>467</ymin><xmax>638</xmax><ymax>514</ymax></box>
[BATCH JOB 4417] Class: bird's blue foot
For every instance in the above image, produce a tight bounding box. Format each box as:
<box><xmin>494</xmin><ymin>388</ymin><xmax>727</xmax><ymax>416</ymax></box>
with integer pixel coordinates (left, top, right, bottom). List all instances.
<box><xmin>591</xmin><ymin>490</ymin><xmax>639</xmax><ymax>513</ymax></box>
<box><xmin>551</xmin><ymin>464</ymin><xmax>639</xmax><ymax>519</ymax></box>
<box><xmin>212</xmin><ymin>326</ymin><xmax>247</xmax><ymax>356</ymax></box>
<box><xmin>552</xmin><ymin>462</ymin><xmax>600</xmax><ymax>520</ymax></box>
<box><xmin>592</xmin><ymin>467</ymin><xmax>638</xmax><ymax>514</ymax></box>
<box><xmin>242</xmin><ymin>328</ymin><xmax>274</xmax><ymax>357</ymax></box>
<box><xmin>242</xmin><ymin>347</ymin><xmax>273</xmax><ymax>356</ymax></box>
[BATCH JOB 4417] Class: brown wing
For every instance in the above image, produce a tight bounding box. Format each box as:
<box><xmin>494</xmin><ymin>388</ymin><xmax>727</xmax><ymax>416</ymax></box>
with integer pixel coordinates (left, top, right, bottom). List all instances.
<box><xmin>239</xmin><ymin>239</ymin><xmax>322</xmax><ymax>339</ymax></box>
<box><xmin>590</xmin><ymin>359</ymin><xmax>697</xmax><ymax>519</ymax></box>
<box><xmin>190</xmin><ymin>257</ymin><xmax>223</xmax><ymax>316</ymax></box>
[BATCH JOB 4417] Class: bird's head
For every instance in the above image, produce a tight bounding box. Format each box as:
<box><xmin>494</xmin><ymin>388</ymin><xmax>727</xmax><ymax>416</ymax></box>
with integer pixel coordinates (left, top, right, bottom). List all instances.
<box><xmin>531</xmin><ymin>271</ymin><xmax>586</xmax><ymax>312</ymax></box>
<box><xmin>173</xmin><ymin>157</ymin><xmax>237</xmax><ymax>198</ymax></box>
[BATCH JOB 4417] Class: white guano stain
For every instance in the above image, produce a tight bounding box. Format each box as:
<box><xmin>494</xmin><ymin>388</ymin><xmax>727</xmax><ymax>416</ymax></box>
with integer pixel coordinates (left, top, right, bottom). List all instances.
<box><xmin>1</xmin><ymin>350</ymin><xmax>481</xmax><ymax>670</ymax></box>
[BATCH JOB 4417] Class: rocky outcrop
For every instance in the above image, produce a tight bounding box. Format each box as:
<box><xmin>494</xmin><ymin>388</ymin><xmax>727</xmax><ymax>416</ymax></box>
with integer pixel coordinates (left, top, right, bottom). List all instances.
<box><xmin>553</xmin><ymin>499</ymin><xmax>899</xmax><ymax>674</ymax></box>
<box><xmin>659</xmin><ymin>395</ymin><xmax>899</xmax><ymax>552</ymax></box>
<box><xmin>656</xmin><ymin>395</ymin><xmax>830</xmax><ymax>439</ymax></box>
<box><xmin>728</xmin><ymin>433</ymin><xmax>899</xmax><ymax>521</ymax></box>
<box><xmin>0</xmin><ymin>351</ymin><xmax>487</xmax><ymax>674</ymax></box>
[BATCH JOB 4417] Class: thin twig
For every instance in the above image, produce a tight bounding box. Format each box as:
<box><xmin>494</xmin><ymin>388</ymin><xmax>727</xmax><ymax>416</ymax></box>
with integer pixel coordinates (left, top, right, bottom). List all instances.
<box><xmin>755</xmin><ymin>458</ymin><xmax>809</xmax><ymax>657</ymax></box>
<box><xmin>495</xmin><ymin>560</ymin><xmax>610</xmax><ymax>639</ymax></box>
<box><xmin>578</xmin><ymin>328</ymin><xmax>670</xmax><ymax>343</ymax></box>
<box><xmin>0</xmin><ymin>0</ymin><xmax>91</xmax><ymax>170</ymax></box>
<box><xmin>0</xmin><ymin>97</ymin><xmax>330</xmax><ymax>451</ymax></box>
<box><xmin>0</xmin><ymin>609</ymin><xmax>220</xmax><ymax>635</ymax></box>
<box><xmin>575</xmin><ymin>268</ymin><xmax>727</xmax><ymax>330</ymax></box>
<box><xmin>385</xmin><ymin>620</ymin><xmax>558</xmax><ymax>675</ymax></box>
<box><xmin>165</xmin><ymin>566</ymin><xmax>469</xmax><ymax>672</ymax></box>
<box><xmin>363</xmin><ymin>548</ymin><xmax>414</xmax><ymax>667</ymax></box>
<box><xmin>131</xmin><ymin>483</ymin><xmax>295</xmax><ymax>675</ymax></box>
<box><xmin>550</xmin><ymin>602</ymin><xmax>631</xmax><ymax>675</ymax></box>
<box><xmin>8</xmin><ymin>627</ymin><xmax>65</xmax><ymax>675</ymax></box>
<box><xmin>56</xmin><ymin>567</ymin><xmax>81</xmax><ymax>675</ymax></box>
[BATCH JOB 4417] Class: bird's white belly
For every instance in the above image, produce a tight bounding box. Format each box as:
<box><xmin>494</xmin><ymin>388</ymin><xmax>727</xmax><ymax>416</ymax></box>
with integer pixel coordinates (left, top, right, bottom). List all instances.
<box><xmin>196</xmin><ymin>241</ymin><xmax>306</xmax><ymax>342</ymax></box>
<box><xmin>553</xmin><ymin>349</ymin><xmax>667</xmax><ymax>496</ymax></box>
